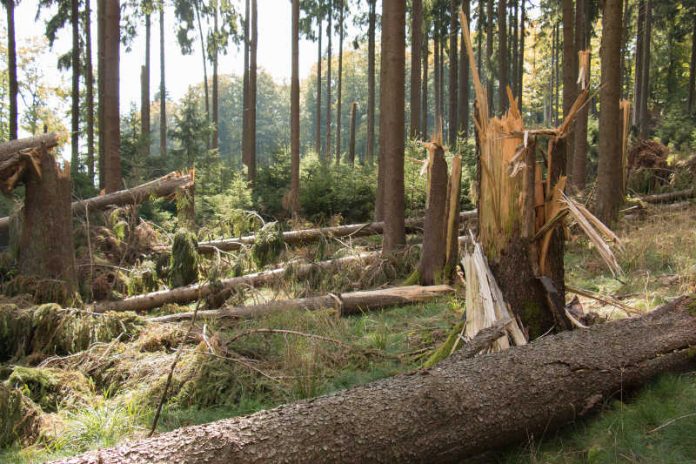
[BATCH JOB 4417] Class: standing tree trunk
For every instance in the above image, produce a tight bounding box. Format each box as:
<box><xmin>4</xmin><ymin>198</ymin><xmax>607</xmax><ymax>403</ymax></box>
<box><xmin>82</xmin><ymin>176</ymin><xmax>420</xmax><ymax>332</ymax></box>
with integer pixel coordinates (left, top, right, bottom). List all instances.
<box><xmin>421</xmin><ymin>27</ymin><xmax>429</xmax><ymax>138</ymax></box>
<box><xmin>242</xmin><ymin>0</ymin><xmax>250</xmax><ymax>172</ymax></box>
<box><xmin>366</xmin><ymin>0</ymin><xmax>376</xmax><ymax>165</ymax></box>
<box><xmin>5</xmin><ymin>0</ymin><xmax>17</xmax><ymax>140</ymax></box>
<box><xmin>380</xmin><ymin>0</ymin><xmax>406</xmax><ymax>253</ymax></box>
<box><xmin>335</xmin><ymin>0</ymin><xmax>344</xmax><ymax>164</ymax></box>
<box><xmin>71</xmin><ymin>0</ymin><xmax>80</xmax><ymax>175</ymax></box>
<box><xmin>103</xmin><ymin>0</ymin><xmax>121</xmax><ymax>193</ymax></box>
<box><xmin>485</xmin><ymin>0</ymin><xmax>494</xmax><ymax>112</ymax></box>
<box><xmin>517</xmin><ymin>0</ymin><xmax>525</xmax><ymax>108</ymax></box>
<box><xmin>315</xmin><ymin>18</ymin><xmax>322</xmax><ymax>155</ymax></box>
<box><xmin>287</xmin><ymin>0</ymin><xmax>300</xmax><ymax>215</ymax></box>
<box><xmin>325</xmin><ymin>0</ymin><xmax>333</xmax><ymax>161</ymax></box>
<box><xmin>97</xmin><ymin>0</ymin><xmax>105</xmax><ymax>188</ymax></box>
<box><xmin>562</xmin><ymin>0</ymin><xmax>576</xmax><ymax>180</ymax></box>
<box><xmin>248</xmin><ymin>0</ymin><xmax>258</xmax><ymax>180</ymax></box>
<box><xmin>638</xmin><ymin>1</ymin><xmax>651</xmax><ymax>138</ymax></box>
<box><xmin>349</xmin><ymin>101</ymin><xmax>357</xmax><ymax>165</ymax></box>
<box><xmin>18</xmin><ymin>148</ymin><xmax>77</xmax><ymax>294</ymax></box>
<box><xmin>434</xmin><ymin>36</ymin><xmax>441</xmax><ymax>122</ymax></box>
<box><xmin>211</xmin><ymin>2</ymin><xmax>220</xmax><ymax>151</ymax></box>
<box><xmin>572</xmin><ymin>0</ymin><xmax>590</xmax><ymax>191</ymax></box>
<box><xmin>419</xmin><ymin>143</ymin><xmax>448</xmax><ymax>285</ymax></box>
<box><xmin>140</xmin><ymin>12</ymin><xmax>151</xmax><ymax>159</ymax></box>
<box><xmin>410</xmin><ymin>0</ymin><xmax>423</xmax><ymax>139</ymax></box>
<box><xmin>458</xmin><ymin>0</ymin><xmax>470</xmax><ymax>139</ymax></box>
<box><xmin>689</xmin><ymin>16</ymin><xmax>696</xmax><ymax>114</ymax></box>
<box><xmin>633</xmin><ymin>0</ymin><xmax>644</xmax><ymax>126</ymax></box>
<box><xmin>86</xmin><ymin>0</ymin><xmax>96</xmax><ymax>181</ymax></box>
<box><xmin>159</xmin><ymin>6</ymin><xmax>167</xmax><ymax>159</ymax></box>
<box><xmin>595</xmin><ymin>0</ymin><xmax>623</xmax><ymax>225</ymax></box>
<box><xmin>498</xmin><ymin>0</ymin><xmax>508</xmax><ymax>113</ymax></box>
<box><xmin>448</xmin><ymin>0</ymin><xmax>459</xmax><ymax>147</ymax></box>
<box><xmin>194</xmin><ymin>1</ymin><xmax>210</xmax><ymax>138</ymax></box>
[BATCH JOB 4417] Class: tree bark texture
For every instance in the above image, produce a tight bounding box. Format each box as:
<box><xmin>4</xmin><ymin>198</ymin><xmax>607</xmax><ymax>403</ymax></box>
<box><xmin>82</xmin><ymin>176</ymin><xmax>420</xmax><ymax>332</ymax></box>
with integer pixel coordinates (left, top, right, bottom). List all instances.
<box><xmin>410</xmin><ymin>0</ymin><xmax>423</xmax><ymax>139</ymax></box>
<box><xmin>6</xmin><ymin>0</ymin><xmax>17</xmax><ymax>140</ymax></box>
<box><xmin>18</xmin><ymin>148</ymin><xmax>77</xmax><ymax>291</ymax></box>
<box><xmin>562</xmin><ymin>0</ymin><xmax>577</xmax><ymax>180</ymax></box>
<box><xmin>60</xmin><ymin>297</ymin><xmax>696</xmax><ymax>464</ymax></box>
<box><xmin>71</xmin><ymin>0</ymin><xmax>80</xmax><ymax>175</ymax></box>
<box><xmin>498</xmin><ymin>0</ymin><xmax>508</xmax><ymax>113</ymax></box>
<box><xmin>159</xmin><ymin>6</ymin><xmax>167</xmax><ymax>159</ymax></box>
<box><xmin>94</xmin><ymin>253</ymin><xmax>380</xmax><ymax>313</ymax></box>
<box><xmin>349</xmin><ymin>101</ymin><xmax>357</xmax><ymax>164</ymax></box>
<box><xmin>380</xmin><ymin>0</ymin><xmax>406</xmax><ymax>253</ymax></box>
<box><xmin>247</xmin><ymin>0</ymin><xmax>258</xmax><ymax>179</ymax></box>
<box><xmin>325</xmin><ymin>0</ymin><xmax>333</xmax><ymax>161</ymax></box>
<box><xmin>151</xmin><ymin>285</ymin><xmax>455</xmax><ymax>323</ymax></box>
<box><xmin>638</xmin><ymin>0</ymin><xmax>651</xmax><ymax>138</ymax></box>
<box><xmin>315</xmin><ymin>18</ymin><xmax>322</xmax><ymax>155</ymax></box>
<box><xmin>242</xmin><ymin>0</ymin><xmax>250</xmax><ymax>172</ymax></box>
<box><xmin>419</xmin><ymin>144</ymin><xmax>448</xmax><ymax>285</ymax></box>
<box><xmin>97</xmin><ymin>0</ymin><xmax>105</xmax><ymax>188</ymax></box>
<box><xmin>335</xmin><ymin>0</ymin><xmax>344</xmax><ymax>163</ymax></box>
<box><xmin>287</xmin><ymin>0</ymin><xmax>301</xmax><ymax>214</ymax></box>
<box><xmin>448</xmin><ymin>0</ymin><xmax>459</xmax><ymax>146</ymax></box>
<box><xmin>366</xmin><ymin>0</ymin><xmax>376</xmax><ymax>165</ymax></box>
<box><xmin>596</xmin><ymin>0</ymin><xmax>624</xmax><ymax>225</ymax></box>
<box><xmin>572</xmin><ymin>0</ymin><xmax>589</xmax><ymax>191</ymax></box>
<box><xmin>86</xmin><ymin>0</ymin><xmax>96</xmax><ymax>180</ymax></box>
<box><xmin>459</xmin><ymin>0</ymin><xmax>470</xmax><ymax>138</ymax></box>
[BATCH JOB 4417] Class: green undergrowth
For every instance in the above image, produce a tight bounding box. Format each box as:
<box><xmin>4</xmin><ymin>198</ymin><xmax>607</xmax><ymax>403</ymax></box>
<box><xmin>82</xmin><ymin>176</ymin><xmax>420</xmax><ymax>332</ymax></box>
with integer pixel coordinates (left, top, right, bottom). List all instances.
<box><xmin>499</xmin><ymin>373</ymin><xmax>696</xmax><ymax>463</ymax></box>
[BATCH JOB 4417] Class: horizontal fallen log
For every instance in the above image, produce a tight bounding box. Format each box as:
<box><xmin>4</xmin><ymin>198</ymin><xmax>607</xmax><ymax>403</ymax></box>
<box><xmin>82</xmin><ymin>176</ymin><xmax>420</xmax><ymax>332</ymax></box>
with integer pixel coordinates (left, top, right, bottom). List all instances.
<box><xmin>59</xmin><ymin>296</ymin><xmax>696</xmax><ymax>464</ymax></box>
<box><xmin>0</xmin><ymin>133</ymin><xmax>59</xmax><ymax>194</ymax></box>
<box><xmin>93</xmin><ymin>252</ymin><xmax>381</xmax><ymax>313</ymax></box>
<box><xmin>179</xmin><ymin>210</ymin><xmax>477</xmax><ymax>255</ymax></box>
<box><xmin>0</xmin><ymin>171</ymin><xmax>194</xmax><ymax>234</ymax></box>
<box><xmin>149</xmin><ymin>285</ymin><xmax>455</xmax><ymax>323</ymax></box>
<box><xmin>639</xmin><ymin>188</ymin><xmax>695</xmax><ymax>204</ymax></box>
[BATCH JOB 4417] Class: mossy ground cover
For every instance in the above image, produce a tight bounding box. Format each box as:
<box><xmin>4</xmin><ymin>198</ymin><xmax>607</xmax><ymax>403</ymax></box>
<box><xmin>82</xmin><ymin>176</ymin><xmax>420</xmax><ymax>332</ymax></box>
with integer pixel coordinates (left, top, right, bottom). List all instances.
<box><xmin>0</xmin><ymin>205</ymin><xmax>695</xmax><ymax>463</ymax></box>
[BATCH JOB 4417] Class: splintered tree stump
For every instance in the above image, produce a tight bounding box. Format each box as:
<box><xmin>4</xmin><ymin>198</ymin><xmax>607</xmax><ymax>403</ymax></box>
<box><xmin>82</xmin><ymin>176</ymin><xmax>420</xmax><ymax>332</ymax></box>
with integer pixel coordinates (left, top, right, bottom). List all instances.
<box><xmin>17</xmin><ymin>146</ymin><xmax>77</xmax><ymax>292</ymax></box>
<box><xmin>419</xmin><ymin>143</ymin><xmax>449</xmax><ymax>285</ymax></box>
<box><xmin>0</xmin><ymin>133</ymin><xmax>59</xmax><ymax>193</ymax></box>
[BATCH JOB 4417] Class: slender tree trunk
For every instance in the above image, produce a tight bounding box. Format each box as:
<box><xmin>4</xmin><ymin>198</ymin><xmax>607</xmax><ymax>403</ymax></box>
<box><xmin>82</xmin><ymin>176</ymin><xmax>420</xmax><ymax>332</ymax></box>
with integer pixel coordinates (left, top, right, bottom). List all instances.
<box><xmin>335</xmin><ymin>0</ymin><xmax>344</xmax><ymax>164</ymax></box>
<box><xmin>621</xmin><ymin>0</ymin><xmax>630</xmax><ymax>99</ymax></box>
<box><xmin>325</xmin><ymin>0</ymin><xmax>333</xmax><ymax>161</ymax></box>
<box><xmin>366</xmin><ymin>0</ymin><xmax>376</xmax><ymax>165</ymax></box>
<box><xmin>459</xmin><ymin>0</ymin><xmax>470</xmax><ymax>139</ymax></box>
<box><xmin>477</xmin><ymin>0</ymin><xmax>483</xmax><ymax>76</ymax></box>
<box><xmin>439</xmin><ymin>33</ymin><xmax>445</xmax><ymax>123</ymax></box>
<box><xmin>554</xmin><ymin>23</ymin><xmax>560</xmax><ymax>125</ymax></box>
<box><xmin>410</xmin><ymin>0</ymin><xmax>423</xmax><ymax>139</ymax></box>
<box><xmin>194</xmin><ymin>2</ymin><xmax>210</xmax><ymax>137</ymax></box>
<box><xmin>434</xmin><ymin>36</ymin><xmax>441</xmax><ymax>123</ymax></box>
<box><xmin>104</xmin><ymin>0</ymin><xmax>121</xmax><ymax>193</ymax></box>
<box><xmin>638</xmin><ymin>0</ymin><xmax>651</xmax><ymax>138</ymax></box>
<box><xmin>511</xmin><ymin>0</ymin><xmax>519</xmax><ymax>97</ymax></box>
<box><xmin>315</xmin><ymin>18</ymin><xmax>322</xmax><ymax>155</ymax></box>
<box><xmin>633</xmin><ymin>0</ymin><xmax>645</xmax><ymax>126</ymax></box>
<box><xmin>5</xmin><ymin>0</ymin><xmax>17</xmax><ymax>140</ymax></box>
<box><xmin>498</xmin><ymin>0</ymin><xmax>508</xmax><ymax>113</ymax></box>
<box><xmin>689</xmin><ymin>16</ymin><xmax>696</xmax><ymax>114</ymax></box>
<box><xmin>212</xmin><ymin>2</ymin><xmax>219</xmax><ymax>151</ymax></box>
<box><xmin>71</xmin><ymin>0</ymin><xmax>80</xmax><ymax>175</ymax></box>
<box><xmin>248</xmin><ymin>0</ymin><xmax>258</xmax><ymax>180</ymax></box>
<box><xmin>98</xmin><ymin>0</ymin><xmax>105</xmax><ymax>188</ymax></box>
<box><xmin>517</xmin><ymin>0</ymin><xmax>525</xmax><ymax>107</ymax></box>
<box><xmin>380</xmin><ymin>0</ymin><xmax>406</xmax><ymax>253</ymax></box>
<box><xmin>448</xmin><ymin>0</ymin><xmax>459</xmax><ymax>146</ymax></box>
<box><xmin>159</xmin><ymin>6</ymin><xmax>167</xmax><ymax>159</ymax></box>
<box><xmin>421</xmin><ymin>28</ymin><xmax>429</xmax><ymax>138</ymax></box>
<box><xmin>349</xmin><ymin>101</ymin><xmax>357</xmax><ymax>165</ymax></box>
<box><xmin>562</xmin><ymin>0</ymin><xmax>576</xmax><ymax>179</ymax></box>
<box><xmin>86</xmin><ymin>0</ymin><xmax>96</xmax><ymax>180</ymax></box>
<box><xmin>486</xmin><ymin>0</ymin><xmax>494</xmax><ymax>112</ymax></box>
<box><xmin>288</xmin><ymin>0</ymin><xmax>300</xmax><ymax>214</ymax></box>
<box><xmin>572</xmin><ymin>0</ymin><xmax>589</xmax><ymax>191</ymax></box>
<box><xmin>242</xmin><ymin>0</ymin><xmax>250</xmax><ymax>170</ymax></box>
<box><xmin>596</xmin><ymin>0</ymin><xmax>623</xmax><ymax>225</ymax></box>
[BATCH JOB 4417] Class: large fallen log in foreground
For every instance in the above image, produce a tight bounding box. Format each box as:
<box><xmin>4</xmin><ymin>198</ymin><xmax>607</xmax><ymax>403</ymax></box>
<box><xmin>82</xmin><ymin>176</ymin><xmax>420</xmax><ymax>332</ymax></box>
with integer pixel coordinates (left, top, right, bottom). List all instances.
<box><xmin>185</xmin><ymin>210</ymin><xmax>478</xmax><ymax>255</ymax></box>
<box><xmin>640</xmin><ymin>188</ymin><xmax>695</xmax><ymax>204</ymax></box>
<box><xmin>94</xmin><ymin>252</ymin><xmax>381</xmax><ymax>313</ymax></box>
<box><xmin>60</xmin><ymin>296</ymin><xmax>696</xmax><ymax>464</ymax></box>
<box><xmin>150</xmin><ymin>285</ymin><xmax>455</xmax><ymax>323</ymax></box>
<box><xmin>0</xmin><ymin>171</ymin><xmax>193</xmax><ymax>234</ymax></box>
<box><xmin>0</xmin><ymin>133</ymin><xmax>59</xmax><ymax>194</ymax></box>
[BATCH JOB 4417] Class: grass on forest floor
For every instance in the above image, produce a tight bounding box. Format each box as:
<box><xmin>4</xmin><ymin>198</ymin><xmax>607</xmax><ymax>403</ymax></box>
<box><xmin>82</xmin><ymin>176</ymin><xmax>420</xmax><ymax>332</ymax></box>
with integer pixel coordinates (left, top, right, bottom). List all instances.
<box><xmin>1</xmin><ymin>205</ymin><xmax>695</xmax><ymax>464</ymax></box>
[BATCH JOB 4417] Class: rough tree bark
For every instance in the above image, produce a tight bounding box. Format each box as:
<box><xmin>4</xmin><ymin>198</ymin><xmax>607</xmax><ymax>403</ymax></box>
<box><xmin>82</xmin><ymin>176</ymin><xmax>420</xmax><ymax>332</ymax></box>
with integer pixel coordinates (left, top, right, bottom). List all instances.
<box><xmin>5</xmin><ymin>0</ymin><xmax>17</xmax><ymax>140</ymax></box>
<box><xmin>315</xmin><ymin>17</ymin><xmax>322</xmax><ymax>155</ymax></box>
<box><xmin>572</xmin><ymin>0</ymin><xmax>590</xmax><ymax>191</ymax></box>
<box><xmin>366</xmin><ymin>0</ymin><xmax>376</xmax><ymax>165</ymax></box>
<box><xmin>286</xmin><ymin>0</ymin><xmax>300</xmax><ymax>214</ymax></box>
<box><xmin>18</xmin><ymin>148</ymin><xmax>77</xmax><ymax>292</ymax></box>
<box><xmin>71</xmin><ymin>0</ymin><xmax>80</xmax><ymax>175</ymax></box>
<box><xmin>421</xmin><ymin>26</ymin><xmax>429</xmax><ymax>137</ymax></box>
<box><xmin>247</xmin><ymin>0</ymin><xmax>258</xmax><ymax>180</ymax></box>
<box><xmin>419</xmin><ymin>143</ymin><xmax>449</xmax><ymax>285</ymax></box>
<box><xmin>459</xmin><ymin>0</ymin><xmax>470</xmax><ymax>138</ymax></box>
<box><xmin>448</xmin><ymin>0</ymin><xmax>459</xmax><ymax>146</ymax></box>
<box><xmin>159</xmin><ymin>6</ymin><xmax>167</xmax><ymax>159</ymax></box>
<box><xmin>562</xmin><ymin>0</ymin><xmax>577</xmax><ymax>180</ymax></box>
<box><xmin>633</xmin><ymin>0</ymin><xmax>645</xmax><ymax>125</ymax></box>
<box><xmin>638</xmin><ymin>0</ymin><xmax>651</xmax><ymax>138</ymax></box>
<box><xmin>380</xmin><ymin>0</ymin><xmax>406</xmax><ymax>253</ymax></box>
<box><xmin>60</xmin><ymin>297</ymin><xmax>696</xmax><ymax>464</ymax></box>
<box><xmin>103</xmin><ymin>0</ymin><xmax>121</xmax><ymax>193</ymax></box>
<box><xmin>140</xmin><ymin>12</ymin><xmax>151</xmax><ymax>159</ymax></box>
<box><xmin>85</xmin><ymin>0</ymin><xmax>96</xmax><ymax>180</ymax></box>
<box><xmin>325</xmin><ymin>0</ymin><xmax>333</xmax><ymax>161</ymax></box>
<box><xmin>151</xmin><ymin>285</ymin><xmax>455</xmax><ymax>323</ymax></box>
<box><xmin>335</xmin><ymin>0</ymin><xmax>344</xmax><ymax>163</ymax></box>
<box><xmin>242</xmin><ymin>0</ymin><xmax>250</xmax><ymax>171</ymax></box>
<box><xmin>211</xmin><ymin>3</ymin><xmax>219</xmax><ymax>151</ymax></box>
<box><xmin>97</xmin><ymin>0</ymin><xmax>105</xmax><ymax>188</ymax></box>
<box><xmin>596</xmin><ymin>0</ymin><xmax>623</xmax><ymax>225</ymax></box>
<box><xmin>410</xmin><ymin>0</ymin><xmax>423</xmax><ymax>139</ymax></box>
<box><xmin>498</xmin><ymin>0</ymin><xmax>508</xmax><ymax>113</ymax></box>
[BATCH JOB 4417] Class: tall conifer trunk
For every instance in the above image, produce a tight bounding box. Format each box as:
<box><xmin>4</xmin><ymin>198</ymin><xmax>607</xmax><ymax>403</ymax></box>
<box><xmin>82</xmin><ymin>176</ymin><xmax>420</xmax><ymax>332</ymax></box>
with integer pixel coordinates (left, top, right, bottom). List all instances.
<box><xmin>5</xmin><ymin>0</ymin><xmax>17</xmax><ymax>140</ymax></box>
<box><xmin>410</xmin><ymin>0</ymin><xmax>423</xmax><ymax>139</ymax></box>
<box><xmin>335</xmin><ymin>0</ymin><xmax>344</xmax><ymax>163</ymax></box>
<box><xmin>159</xmin><ymin>6</ymin><xmax>167</xmax><ymax>159</ymax></box>
<box><xmin>104</xmin><ymin>0</ymin><xmax>121</xmax><ymax>192</ymax></box>
<box><xmin>71</xmin><ymin>0</ymin><xmax>80</xmax><ymax>175</ymax></box>
<box><xmin>86</xmin><ymin>0</ymin><xmax>96</xmax><ymax>180</ymax></box>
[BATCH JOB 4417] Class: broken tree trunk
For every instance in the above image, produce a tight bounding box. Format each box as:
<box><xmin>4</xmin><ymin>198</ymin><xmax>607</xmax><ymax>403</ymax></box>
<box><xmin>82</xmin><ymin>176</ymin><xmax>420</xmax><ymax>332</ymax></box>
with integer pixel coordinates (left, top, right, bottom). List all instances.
<box><xmin>0</xmin><ymin>133</ymin><xmax>59</xmax><ymax>193</ymax></box>
<box><xmin>639</xmin><ymin>188</ymin><xmax>695</xmax><ymax>204</ymax></box>
<box><xmin>419</xmin><ymin>141</ymin><xmax>449</xmax><ymax>285</ymax></box>
<box><xmin>60</xmin><ymin>296</ymin><xmax>696</xmax><ymax>464</ymax></box>
<box><xmin>0</xmin><ymin>171</ymin><xmax>194</xmax><ymax>235</ymax></box>
<box><xmin>150</xmin><ymin>285</ymin><xmax>455</xmax><ymax>323</ymax></box>
<box><xmin>177</xmin><ymin>210</ymin><xmax>478</xmax><ymax>255</ymax></box>
<box><xmin>94</xmin><ymin>252</ymin><xmax>381</xmax><ymax>313</ymax></box>
<box><xmin>17</xmin><ymin>146</ymin><xmax>77</xmax><ymax>294</ymax></box>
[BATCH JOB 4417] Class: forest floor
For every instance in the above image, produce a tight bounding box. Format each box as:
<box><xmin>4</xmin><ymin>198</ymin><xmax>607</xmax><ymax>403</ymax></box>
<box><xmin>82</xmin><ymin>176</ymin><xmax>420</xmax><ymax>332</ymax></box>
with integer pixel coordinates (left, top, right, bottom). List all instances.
<box><xmin>1</xmin><ymin>202</ymin><xmax>695</xmax><ymax>463</ymax></box>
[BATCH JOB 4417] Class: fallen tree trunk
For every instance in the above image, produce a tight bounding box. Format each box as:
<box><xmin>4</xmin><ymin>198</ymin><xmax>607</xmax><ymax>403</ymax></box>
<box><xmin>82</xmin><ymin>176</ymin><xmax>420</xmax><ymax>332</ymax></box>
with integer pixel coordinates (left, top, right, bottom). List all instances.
<box><xmin>59</xmin><ymin>296</ymin><xmax>696</xmax><ymax>464</ymax></box>
<box><xmin>0</xmin><ymin>133</ymin><xmax>59</xmax><ymax>193</ymax></box>
<box><xmin>94</xmin><ymin>252</ymin><xmax>381</xmax><ymax>313</ymax></box>
<box><xmin>150</xmin><ymin>285</ymin><xmax>455</xmax><ymax>323</ymax></box>
<box><xmin>640</xmin><ymin>188</ymin><xmax>695</xmax><ymax>204</ymax></box>
<box><xmin>183</xmin><ymin>210</ymin><xmax>477</xmax><ymax>255</ymax></box>
<box><xmin>0</xmin><ymin>171</ymin><xmax>194</xmax><ymax>235</ymax></box>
